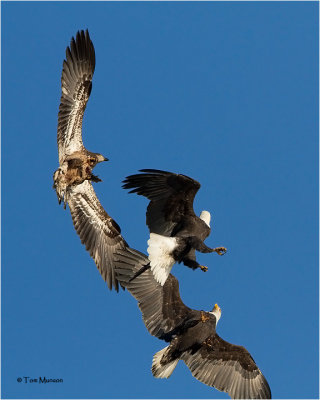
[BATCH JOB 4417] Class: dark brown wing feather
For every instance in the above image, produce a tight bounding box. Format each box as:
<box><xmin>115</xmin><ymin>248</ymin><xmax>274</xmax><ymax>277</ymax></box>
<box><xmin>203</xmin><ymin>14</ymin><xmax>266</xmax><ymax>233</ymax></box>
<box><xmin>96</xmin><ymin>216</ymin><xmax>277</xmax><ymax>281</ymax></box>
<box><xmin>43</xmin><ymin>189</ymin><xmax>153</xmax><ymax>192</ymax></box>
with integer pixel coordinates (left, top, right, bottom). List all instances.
<box><xmin>114</xmin><ymin>248</ymin><xmax>193</xmax><ymax>340</ymax></box>
<box><xmin>181</xmin><ymin>333</ymin><xmax>271</xmax><ymax>399</ymax></box>
<box><xmin>57</xmin><ymin>30</ymin><xmax>95</xmax><ymax>163</ymax></box>
<box><xmin>68</xmin><ymin>181</ymin><xmax>128</xmax><ymax>291</ymax></box>
<box><xmin>122</xmin><ymin>169</ymin><xmax>201</xmax><ymax>235</ymax></box>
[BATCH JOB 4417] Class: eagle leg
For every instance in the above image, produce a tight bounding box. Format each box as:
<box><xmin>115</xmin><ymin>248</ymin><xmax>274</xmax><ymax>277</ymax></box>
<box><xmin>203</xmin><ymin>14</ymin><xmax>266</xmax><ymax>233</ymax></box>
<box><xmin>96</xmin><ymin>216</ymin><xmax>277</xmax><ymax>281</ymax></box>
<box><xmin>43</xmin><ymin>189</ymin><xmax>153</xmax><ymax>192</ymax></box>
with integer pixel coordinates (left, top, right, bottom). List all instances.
<box><xmin>182</xmin><ymin>257</ymin><xmax>207</xmax><ymax>272</ymax></box>
<box><xmin>186</xmin><ymin>236</ymin><xmax>215</xmax><ymax>254</ymax></box>
<box><xmin>90</xmin><ymin>174</ymin><xmax>102</xmax><ymax>183</ymax></box>
<box><xmin>187</xmin><ymin>237</ymin><xmax>227</xmax><ymax>255</ymax></box>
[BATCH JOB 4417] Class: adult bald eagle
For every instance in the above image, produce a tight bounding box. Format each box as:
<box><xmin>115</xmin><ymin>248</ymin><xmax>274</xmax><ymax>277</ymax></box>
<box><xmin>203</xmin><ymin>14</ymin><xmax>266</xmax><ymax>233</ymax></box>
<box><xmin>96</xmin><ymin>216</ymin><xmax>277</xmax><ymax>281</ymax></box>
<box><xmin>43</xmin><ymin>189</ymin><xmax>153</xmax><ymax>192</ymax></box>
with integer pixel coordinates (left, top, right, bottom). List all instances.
<box><xmin>114</xmin><ymin>248</ymin><xmax>271</xmax><ymax>399</ymax></box>
<box><xmin>53</xmin><ymin>30</ymin><xmax>127</xmax><ymax>291</ymax></box>
<box><xmin>122</xmin><ymin>169</ymin><xmax>226</xmax><ymax>285</ymax></box>
<box><xmin>53</xmin><ymin>30</ymin><xmax>108</xmax><ymax>208</ymax></box>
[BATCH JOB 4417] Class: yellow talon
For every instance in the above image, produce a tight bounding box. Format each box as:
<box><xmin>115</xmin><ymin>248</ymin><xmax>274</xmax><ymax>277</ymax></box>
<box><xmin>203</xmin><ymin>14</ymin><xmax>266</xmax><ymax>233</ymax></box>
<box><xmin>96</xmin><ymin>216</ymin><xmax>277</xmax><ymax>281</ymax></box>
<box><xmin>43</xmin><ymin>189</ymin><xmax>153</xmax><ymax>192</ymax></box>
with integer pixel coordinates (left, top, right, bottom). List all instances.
<box><xmin>214</xmin><ymin>247</ymin><xmax>227</xmax><ymax>256</ymax></box>
<box><xmin>200</xmin><ymin>265</ymin><xmax>208</xmax><ymax>272</ymax></box>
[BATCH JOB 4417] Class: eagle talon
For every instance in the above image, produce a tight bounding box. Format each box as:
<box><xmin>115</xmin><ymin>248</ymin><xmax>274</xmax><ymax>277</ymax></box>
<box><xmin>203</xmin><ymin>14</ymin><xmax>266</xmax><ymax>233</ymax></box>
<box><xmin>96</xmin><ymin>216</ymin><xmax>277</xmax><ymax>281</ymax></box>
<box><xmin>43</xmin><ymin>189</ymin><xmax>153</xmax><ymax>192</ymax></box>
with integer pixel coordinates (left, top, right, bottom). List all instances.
<box><xmin>200</xmin><ymin>265</ymin><xmax>208</xmax><ymax>272</ymax></box>
<box><xmin>214</xmin><ymin>247</ymin><xmax>227</xmax><ymax>256</ymax></box>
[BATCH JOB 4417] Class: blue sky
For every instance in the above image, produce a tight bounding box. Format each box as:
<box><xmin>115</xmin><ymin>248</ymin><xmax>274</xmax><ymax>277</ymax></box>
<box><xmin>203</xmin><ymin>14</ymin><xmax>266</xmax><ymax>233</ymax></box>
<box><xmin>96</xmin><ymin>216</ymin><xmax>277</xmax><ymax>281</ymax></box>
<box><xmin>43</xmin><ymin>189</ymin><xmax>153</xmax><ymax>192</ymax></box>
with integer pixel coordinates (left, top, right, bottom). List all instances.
<box><xmin>2</xmin><ymin>1</ymin><xmax>318</xmax><ymax>399</ymax></box>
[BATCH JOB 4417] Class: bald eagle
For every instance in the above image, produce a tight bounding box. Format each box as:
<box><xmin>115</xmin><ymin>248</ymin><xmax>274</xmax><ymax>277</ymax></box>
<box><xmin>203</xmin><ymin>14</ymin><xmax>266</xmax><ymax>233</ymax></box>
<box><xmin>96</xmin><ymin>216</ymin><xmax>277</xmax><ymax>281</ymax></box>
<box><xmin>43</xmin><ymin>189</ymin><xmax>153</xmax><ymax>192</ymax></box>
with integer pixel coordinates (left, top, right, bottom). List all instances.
<box><xmin>122</xmin><ymin>169</ymin><xmax>226</xmax><ymax>285</ymax></box>
<box><xmin>53</xmin><ymin>30</ymin><xmax>127</xmax><ymax>291</ymax></box>
<box><xmin>114</xmin><ymin>248</ymin><xmax>271</xmax><ymax>399</ymax></box>
<box><xmin>53</xmin><ymin>30</ymin><xmax>108</xmax><ymax>208</ymax></box>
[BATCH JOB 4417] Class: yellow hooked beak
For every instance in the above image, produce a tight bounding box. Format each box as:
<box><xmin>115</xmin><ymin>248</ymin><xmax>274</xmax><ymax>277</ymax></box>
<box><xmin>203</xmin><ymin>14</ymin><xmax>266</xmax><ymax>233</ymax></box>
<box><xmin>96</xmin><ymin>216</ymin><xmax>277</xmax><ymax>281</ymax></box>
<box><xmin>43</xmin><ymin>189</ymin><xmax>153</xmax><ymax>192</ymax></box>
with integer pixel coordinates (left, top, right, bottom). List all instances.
<box><xmin>215</xmin><ymin>303</ymin><xmax>221</xmax><ymax>312</ymax></box>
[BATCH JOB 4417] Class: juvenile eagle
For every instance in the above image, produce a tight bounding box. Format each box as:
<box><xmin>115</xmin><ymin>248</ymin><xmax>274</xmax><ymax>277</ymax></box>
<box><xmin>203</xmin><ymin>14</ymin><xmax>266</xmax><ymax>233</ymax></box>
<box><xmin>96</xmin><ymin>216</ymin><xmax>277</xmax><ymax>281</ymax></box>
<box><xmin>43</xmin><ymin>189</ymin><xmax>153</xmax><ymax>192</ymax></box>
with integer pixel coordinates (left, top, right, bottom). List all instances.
<box><xmin>53</xmin><ymin>30</ymin><xmax>127</xmax><ymax>291</ymax></box>
<box><xmin>53</xmin><ymin>30</ymin><xmax>108</xmax><ymax>208</ymax></box>
<box><xmin>122</xmin><ymin>169</ymin><xmax>226</xmax><ymax>285</ymax></box>
<box><xmin>114</xmin><ymin>248</ymin><xmax>271</xmax><ymax>399</ymax></box>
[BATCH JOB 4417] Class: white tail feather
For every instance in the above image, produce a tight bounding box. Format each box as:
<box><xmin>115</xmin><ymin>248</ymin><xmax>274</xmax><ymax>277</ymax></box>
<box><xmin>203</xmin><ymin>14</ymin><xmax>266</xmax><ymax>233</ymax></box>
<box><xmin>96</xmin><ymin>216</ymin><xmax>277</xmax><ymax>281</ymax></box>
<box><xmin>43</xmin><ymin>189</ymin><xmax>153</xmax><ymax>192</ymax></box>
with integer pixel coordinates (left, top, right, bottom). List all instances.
<box><xmin>147</xmin><ymin>233</ymin><xmax>177</xmax><ymax>286</ymax></box>
<box><xmin>152</xmin><ymin>346</ymin><xmax>179</xmax><ymax>379</ymax></box>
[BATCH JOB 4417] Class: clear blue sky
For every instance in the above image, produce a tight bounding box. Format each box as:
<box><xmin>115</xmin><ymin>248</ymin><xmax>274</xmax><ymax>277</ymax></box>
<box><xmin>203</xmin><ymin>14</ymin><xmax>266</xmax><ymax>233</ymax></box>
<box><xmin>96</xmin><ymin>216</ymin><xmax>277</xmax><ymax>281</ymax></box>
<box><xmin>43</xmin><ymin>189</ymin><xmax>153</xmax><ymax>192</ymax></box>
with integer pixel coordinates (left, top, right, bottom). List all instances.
<box><xmin>2</xmin><ymin>1</ymin><xmax>318</xmax><ymax>399</ymax></box>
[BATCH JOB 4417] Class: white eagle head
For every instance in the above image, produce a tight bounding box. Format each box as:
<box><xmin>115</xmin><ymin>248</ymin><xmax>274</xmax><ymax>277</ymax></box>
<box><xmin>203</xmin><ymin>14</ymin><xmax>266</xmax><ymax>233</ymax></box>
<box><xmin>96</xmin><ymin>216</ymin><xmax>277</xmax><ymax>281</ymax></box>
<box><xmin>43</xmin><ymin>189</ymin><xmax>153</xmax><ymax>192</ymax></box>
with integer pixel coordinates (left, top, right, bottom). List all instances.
<box><xmin>200</xmin><ymin>210</ymin><xmax>211</xmax><ymax>227</ymax></box>
<box><xmin>210</xmin><ymin>303</ymin><xmax>221</xmax><ymax>325</ymax></box>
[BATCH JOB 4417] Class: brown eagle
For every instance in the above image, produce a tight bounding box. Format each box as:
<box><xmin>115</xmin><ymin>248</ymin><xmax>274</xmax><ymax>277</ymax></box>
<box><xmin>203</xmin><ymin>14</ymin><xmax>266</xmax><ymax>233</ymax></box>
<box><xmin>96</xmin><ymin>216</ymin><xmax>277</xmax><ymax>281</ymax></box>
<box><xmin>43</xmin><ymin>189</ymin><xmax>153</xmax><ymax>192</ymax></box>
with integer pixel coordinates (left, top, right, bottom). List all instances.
<box><xmin>114</xmin><ymin>247</ymin><xmax>271</xmax><ymax>399</ymax></box>
<box><xmin>53</xmin><ymin>30</ymin><xmax>107</xmax><ymax>208</ymax></box>
<box><xmin>53</xmin><ymin>30</ymin><xmax>127</xmax><ymax>291</ymax></box>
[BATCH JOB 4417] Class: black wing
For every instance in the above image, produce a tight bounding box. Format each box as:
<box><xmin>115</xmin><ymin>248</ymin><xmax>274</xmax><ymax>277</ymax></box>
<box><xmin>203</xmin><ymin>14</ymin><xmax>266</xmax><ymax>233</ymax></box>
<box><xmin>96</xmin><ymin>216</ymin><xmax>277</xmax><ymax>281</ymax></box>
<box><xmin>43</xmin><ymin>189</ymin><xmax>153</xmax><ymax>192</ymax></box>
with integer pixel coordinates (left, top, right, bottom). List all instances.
<box><xmin>181</xmin><ymin>333</ymin><xmax>271</xmax><ymax>399</ymax></box>
<box><xmin>114</xmin><ymin>247</ymin><xmax>194</xmax><ymax>340</ymax></box>
<box><xmin>57</xmin><ymin>30</ymin><xmax>95</xmax><ymax>163</ymax></box>
<box><xmin>68</xmin><ymin>181</ymin><xmax>128</xmax><ymax>291</ymax></box>
<box><xmin>122</xmin><ymin>169</ymin><xmax>201</xmax><ymax>235</ymax></box>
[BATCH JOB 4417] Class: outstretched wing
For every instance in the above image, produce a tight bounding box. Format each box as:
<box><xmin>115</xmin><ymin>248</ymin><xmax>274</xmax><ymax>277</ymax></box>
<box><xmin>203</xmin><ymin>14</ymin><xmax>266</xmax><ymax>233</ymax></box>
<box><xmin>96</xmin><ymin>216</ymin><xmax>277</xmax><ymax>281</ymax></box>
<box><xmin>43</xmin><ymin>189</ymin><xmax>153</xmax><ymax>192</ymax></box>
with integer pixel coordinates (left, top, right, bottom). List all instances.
<box><xmin>68</xmin><ymin>181</ymin><xmax>128</xmax><ymax>291</ymax></box>
<box><xmin>57</xmin><ymin>29</ymin><xmax>95</xmax><ymax>164</ymax></box>
<box><xmin>181</xmin><ymin>333</ymin><xmax>271</xmax><ymax>399</ymax></box>
<box><xmin>114</xmin><ymin>247</ymin><xmax>194</xmax><ymax>340</ymax></box>
<box><xmin>122</xmin><ymin>169</ymin><xmax>201</xmax><ymax>235</ymax></box>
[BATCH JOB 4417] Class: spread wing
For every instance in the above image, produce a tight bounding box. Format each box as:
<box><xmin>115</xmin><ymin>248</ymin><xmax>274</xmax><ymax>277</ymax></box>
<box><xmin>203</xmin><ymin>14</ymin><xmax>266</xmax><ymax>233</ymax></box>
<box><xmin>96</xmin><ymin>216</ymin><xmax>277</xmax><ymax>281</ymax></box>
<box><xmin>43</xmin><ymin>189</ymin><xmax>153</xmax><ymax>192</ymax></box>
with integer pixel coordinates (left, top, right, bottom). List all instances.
<box><xmin>114</xmin><ymin>247</ymin><xmax>194</xmax><ymax>340</ymax></box>
<box><xmin>68</xmin><ymin>181</ymin><xmax>128</xmax><ymax>291</ymax></box>
<box><xmin>122</xmin><ymin>169</ymin><xmax>201</xmax><ymax>235</ymax></box>
<box><xmin>181</xmin><ymin>334</ymin><xmax>271</xmax><ymax>399</ymax></box>
<box><xmin>57</xmin><ymin>29</ymin><xmax>95</xmax><ymax>164</ymax></box>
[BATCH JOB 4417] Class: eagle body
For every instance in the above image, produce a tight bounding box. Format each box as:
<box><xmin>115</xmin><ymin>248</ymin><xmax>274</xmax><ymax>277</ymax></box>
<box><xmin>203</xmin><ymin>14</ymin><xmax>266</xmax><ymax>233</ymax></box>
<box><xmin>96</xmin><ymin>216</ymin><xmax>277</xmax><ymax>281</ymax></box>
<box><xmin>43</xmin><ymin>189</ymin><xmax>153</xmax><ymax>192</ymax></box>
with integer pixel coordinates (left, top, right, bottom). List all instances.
<box><xmin>152</xmin><ymin>312</ymin><xmax>217</xmax><ymax>379</ymax></box>
<box><xmin>114</xmin><ymin>248</ymin><xmax>271</xmax><ymax>399</ymax></box>
<box><xmin>163</xmin><ymin>310</ymin><xmax>216</xmax><ymax>352</ymax></box>
<box><xmin>123</xmin><ymin>169</ymin><xmax>226</xmax><ymax>285</ymax></box>
<box><xmin>53</xmin><ymin>151</ymin><xmax>106</xmax><ymax>208</ymax></box>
